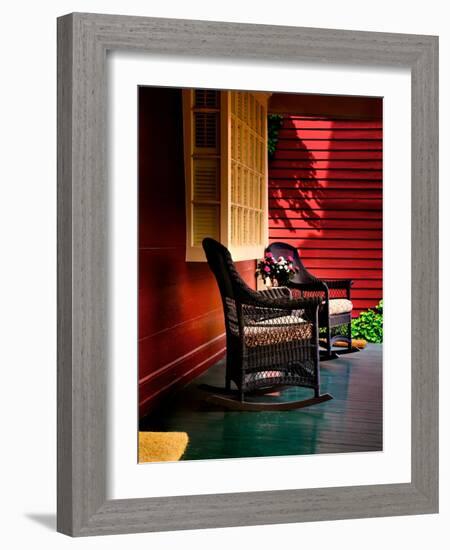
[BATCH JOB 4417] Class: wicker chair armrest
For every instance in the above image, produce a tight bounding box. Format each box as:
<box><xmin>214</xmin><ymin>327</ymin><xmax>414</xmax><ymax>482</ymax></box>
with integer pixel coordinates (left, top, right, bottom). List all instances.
<box><xmin>289</xmin><ymin>280</ymin><xmax>328</xmax><ymax>292</ymax></box>
<box><xmin>241</xmin><ymin>292</ymin><xmax>322</xmax><ymax>312</ymax></box>
<box><xmin>257</xmin><ymin>286</ymin><xmax>292</xmax><ymax>300</ymax></box>
<box><xmin>321</xmin><ymin>278</ymin><xmax>353</xmax><ymax>290</ymax></box>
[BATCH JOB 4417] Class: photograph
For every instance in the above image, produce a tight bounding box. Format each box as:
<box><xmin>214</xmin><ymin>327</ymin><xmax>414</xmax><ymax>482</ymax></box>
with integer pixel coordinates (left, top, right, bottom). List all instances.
<box><xmin>138</xmin><ymin>87</ymin><xmax>383</xmax><ymax>462</ymax></box>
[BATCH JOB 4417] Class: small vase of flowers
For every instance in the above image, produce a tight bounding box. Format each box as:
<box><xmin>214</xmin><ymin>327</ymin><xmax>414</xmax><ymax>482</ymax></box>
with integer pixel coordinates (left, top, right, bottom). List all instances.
<box><xmin>256</xmin><ymin>252</ymin><xmax>298</xmax><ymax>287</ymax></box>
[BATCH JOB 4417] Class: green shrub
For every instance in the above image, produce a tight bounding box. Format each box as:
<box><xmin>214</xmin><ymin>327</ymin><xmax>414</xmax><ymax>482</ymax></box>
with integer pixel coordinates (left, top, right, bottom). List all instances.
<box><xmin>351</xmin><ymin>300</ymin><xmax>383</xmax><ymax>343</ymax></box>
<box><xmin>268</xmin><ymin>115</ymin><xmax>283</xmax><ymax>159</ymax></box>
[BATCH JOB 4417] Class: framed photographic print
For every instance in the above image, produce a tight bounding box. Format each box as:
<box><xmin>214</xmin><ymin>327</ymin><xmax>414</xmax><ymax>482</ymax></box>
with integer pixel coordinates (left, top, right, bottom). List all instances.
<box><xmin>57</xmin><ymin>13</ymin><xmax>438</xmax><ymax>536</ymax></box>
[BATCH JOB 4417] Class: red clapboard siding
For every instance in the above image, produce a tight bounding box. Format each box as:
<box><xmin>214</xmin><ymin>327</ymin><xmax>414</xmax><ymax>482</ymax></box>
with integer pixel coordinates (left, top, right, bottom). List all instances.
<box><xmin>269</xmin><ymin>199</ymin><xmax>381</xmax><ymax>211</ymax></box>
<box><xmin>271</xmin><ymin>208</ymin><xmax>382</xmax><ymax>220</ymax></box>
<box><xmin>270</xmin><ymin>229</ymin><xmax>382</xmax><ymax>241</ymax></box>
<box><xmin>300</xmin><ymin>249</ymin><xmax>382</xmax><ymax>259</ymax></box>
<box><xmin>284</xmin><ymin>118</ymin><xmax>381</xmax><ymax>129</ymax></box>
<box><xmin>276</xmin><ymin>139</ymin><xmax>382</xmax><ymax>150</ymax></box>
<box><xmin>271</xmin><ymin>219</ymin><xmax>382</xmax><ymax>230</ymax></box>
<box><xmin>274</xmin><ymin>150</ymin><xmax>383</xmax><ymax>160</ymax></box>
<box><xmin>277</xmin><ymin>129</ymin><xmax>383</xmax><ymax>140</ymax></box>
<box><xmin>270</xmin><ymin>169</ymin><xmax>382</xmax><ymax>180</ymax></box>
<box><xmin>294</xmin><ymin>258</ymin><xmax>382</xmax><ymax>269</ymax></box>
<box><xmin>270</xmin><ymin>159</ymin><xmax>382</xmax><ymax>170</ymax></box>
<box><xmin>269</xmin><ymin>113</ymin><xmax>383</xmax><ymax>317</ymax></box>
<box><xmin>270</xmin><ymin>190</ymin><xmax>382</xmax><ymax>200</ymax></box>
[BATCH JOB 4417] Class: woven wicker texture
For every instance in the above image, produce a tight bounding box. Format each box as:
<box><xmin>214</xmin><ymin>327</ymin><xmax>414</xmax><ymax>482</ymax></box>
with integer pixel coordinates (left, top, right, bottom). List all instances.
<box><xmin>244</xmin><ymin>314</ymin><xmax>312</xmax><ymax>348</ymax></box>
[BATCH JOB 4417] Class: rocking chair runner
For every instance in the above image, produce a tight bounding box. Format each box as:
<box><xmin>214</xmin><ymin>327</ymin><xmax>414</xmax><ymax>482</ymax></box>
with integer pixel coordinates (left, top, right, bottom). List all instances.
<box><xmin>201</xmin><ymin>238</ymin><xmax>332</xmax><ymax>411</ymax></box>
<box><xmin>266</xmin><ymin>242</ymin><xmax>358</xmax><ymax>359</ymax></box>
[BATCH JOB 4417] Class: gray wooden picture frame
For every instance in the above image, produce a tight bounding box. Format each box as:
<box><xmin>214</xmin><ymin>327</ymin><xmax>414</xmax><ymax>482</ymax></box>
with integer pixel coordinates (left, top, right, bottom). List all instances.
<box><xmin>57</xmin><ymin>12</ymin><xmax>439</xmax><ymax>537</ymax></box>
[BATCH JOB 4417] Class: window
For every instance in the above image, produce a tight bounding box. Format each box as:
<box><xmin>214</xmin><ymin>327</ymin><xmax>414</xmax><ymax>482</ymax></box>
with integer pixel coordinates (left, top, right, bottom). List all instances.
<box><xmin>183</xmin><ymin>89</ymin><xmax>269</xmax><ymax>261</ymax></box>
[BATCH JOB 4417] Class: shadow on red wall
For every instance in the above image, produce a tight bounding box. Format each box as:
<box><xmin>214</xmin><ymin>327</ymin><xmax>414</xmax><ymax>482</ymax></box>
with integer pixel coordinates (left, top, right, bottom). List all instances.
<box><xmin>269</xmin><ymin>124</ymin><xmax>324</xmax><ymax>229</ymax></box>
<box><xmin>269</xmin><ymin>110</ymin><xmax>383</xmax><ymax>317</ymax></box>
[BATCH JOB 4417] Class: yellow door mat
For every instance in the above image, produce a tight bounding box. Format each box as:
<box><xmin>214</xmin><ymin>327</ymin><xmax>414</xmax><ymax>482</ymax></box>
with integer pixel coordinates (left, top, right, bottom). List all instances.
<box><xmin>139</xmin><ymin>431</ymin><xmax>189</xmax><ymax>463</ymax></box>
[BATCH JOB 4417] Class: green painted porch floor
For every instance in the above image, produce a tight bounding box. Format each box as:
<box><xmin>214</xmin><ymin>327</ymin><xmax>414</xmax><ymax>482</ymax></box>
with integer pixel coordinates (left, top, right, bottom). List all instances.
<box><xmin>140</xmin><ymin>344</ymin><xmax>382</xmax><ymax>460</ymax></box>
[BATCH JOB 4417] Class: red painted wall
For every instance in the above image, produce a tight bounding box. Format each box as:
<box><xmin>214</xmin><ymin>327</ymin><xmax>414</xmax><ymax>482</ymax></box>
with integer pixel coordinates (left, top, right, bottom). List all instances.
<box><xmin>268</xmin><ymin>111</ymin><xmax>382</xmax><ymax>317</ymax></box>
<box><xmin>139</xmin><ymin>87</ymin><xmax>255</xmax><ymax>418</ymax></box>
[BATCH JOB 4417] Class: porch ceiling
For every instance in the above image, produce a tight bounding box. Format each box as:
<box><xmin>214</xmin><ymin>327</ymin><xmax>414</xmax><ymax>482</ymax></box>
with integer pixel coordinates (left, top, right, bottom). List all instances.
<box><xmin>268</xmin><ymin>93</ymin><xmax>382</xmax><ymax>120</ymax></box>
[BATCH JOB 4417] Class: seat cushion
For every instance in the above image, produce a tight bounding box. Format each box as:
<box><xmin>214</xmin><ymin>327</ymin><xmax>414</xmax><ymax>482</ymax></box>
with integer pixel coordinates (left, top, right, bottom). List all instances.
<box><xmin>244</xmin><ymin>315</ymin><xmax>312</xmax><ymax>348</ymax></box>
<box><xmin>329</xmin><ymin>298</ymin><xmax>353</xmax><ymax>315</ymax></box>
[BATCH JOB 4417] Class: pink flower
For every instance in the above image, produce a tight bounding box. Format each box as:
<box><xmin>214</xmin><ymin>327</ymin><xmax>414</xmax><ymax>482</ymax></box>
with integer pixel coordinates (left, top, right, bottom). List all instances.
<box><xmin>264</xmin><ymin>266</ymin><xmax>271</xmax><ymax>273</ymax></box>
<box><xmin>278</xmin><ymin>256</ymin><xmax>284</xmax><ymax>261</ymax></box>
<box><xmin>287</xmin><ymin>255</ymin><xmax>294</xmax><ymax>262</ymax></box>
<box><xmin>265</xmin><ymin>252</ymin><xmax>273</xmax><ymax>258</ymax></box>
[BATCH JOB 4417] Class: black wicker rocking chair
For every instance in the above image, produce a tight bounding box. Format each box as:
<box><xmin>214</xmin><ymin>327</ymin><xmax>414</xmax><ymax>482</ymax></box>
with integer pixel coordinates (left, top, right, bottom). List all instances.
<box><xmin>201</xmin><ymin>238</ymin><xmax>332</xmax><ymax>411</ymax></box>
<box><xmin>266</xmin><ymin>242</ymin><xmax>359</xmax><ymax>359</ymax></box>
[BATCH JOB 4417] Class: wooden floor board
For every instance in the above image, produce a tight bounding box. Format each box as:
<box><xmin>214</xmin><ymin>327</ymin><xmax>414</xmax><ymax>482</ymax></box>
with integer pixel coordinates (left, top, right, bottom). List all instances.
<box><xmin>140</xmin><ymin>344</ymin><xmax>383</xmax><ymax>460</ymax></box>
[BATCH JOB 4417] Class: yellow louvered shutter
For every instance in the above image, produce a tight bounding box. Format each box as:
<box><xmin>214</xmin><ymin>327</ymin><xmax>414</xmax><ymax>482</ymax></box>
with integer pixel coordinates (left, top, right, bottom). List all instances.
<box><xmin>183</xmin><ymin>89</ymin><xmax>269</xmax><ymax>261</ymax></box>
